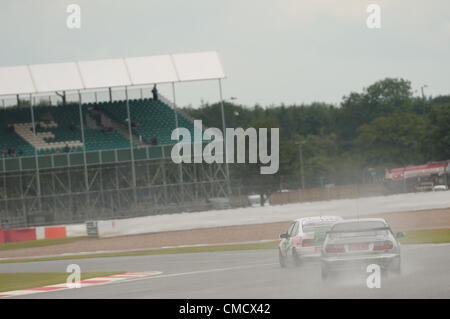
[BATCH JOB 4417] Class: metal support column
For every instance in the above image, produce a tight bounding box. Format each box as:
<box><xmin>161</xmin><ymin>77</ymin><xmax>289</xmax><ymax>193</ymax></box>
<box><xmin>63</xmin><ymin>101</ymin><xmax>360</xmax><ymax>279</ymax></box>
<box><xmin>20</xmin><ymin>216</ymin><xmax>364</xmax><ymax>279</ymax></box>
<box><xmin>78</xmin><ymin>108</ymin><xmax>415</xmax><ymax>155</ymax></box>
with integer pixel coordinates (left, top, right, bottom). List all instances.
<box><xmin>218</xmin><ymin>79</ymin><xmax>232</xmax><ymax>197</ymax></box>
<box><xmin>19</xmin><ymin>172</ymin><xmax>27</xmax><ymax>226</ymax></box>
<box><xmin>99</xmin><ymin>166</ymin><xmax>105</xmax><ymax>214</ymax></box>
<box><xmin>172</xmin><ymin>83</ymin><xmax>184</xmax><ymax>203</ymax></box>
<box><xmin>78</xmin><ymin>91</ymin><xmax>93</xmax><ymax>219</ymax></box>
<box><xmin>115</xmin><ymin>166</ymin><xmax>120</xmax><ymax>214</ymax></box>
<box><xmin>295</xmin><ymin>141</ymin><xmax>306</xmax><ymax>189</ymax></box>
<box><xmin>29</xmin><ymin>94</ymin><xmax>42</xmax><ymax>211</ymax></box>
<box><xmin>78</xmin><ymin>92</ymin><xmax>89</xmax><ymax>190</ymax></box>
<box><xmin>125</xmin><ymin>87</ymin><xmax>137</xmax><ymax>204</ymax></box>
<box><xmin>67</xmin><ymin>168</ymin><xmax>73</xmax><ymax>222</ymax></box>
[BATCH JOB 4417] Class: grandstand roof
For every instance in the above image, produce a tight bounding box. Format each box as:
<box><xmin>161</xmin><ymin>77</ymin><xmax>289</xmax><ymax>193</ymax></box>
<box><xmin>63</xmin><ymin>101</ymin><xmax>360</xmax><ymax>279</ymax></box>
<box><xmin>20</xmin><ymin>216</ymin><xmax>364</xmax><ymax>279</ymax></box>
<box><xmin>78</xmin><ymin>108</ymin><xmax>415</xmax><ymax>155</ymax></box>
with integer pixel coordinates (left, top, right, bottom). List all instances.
<box><xmin>0</xmin><ymin>51</ymin><xmax>225</xmax><ymax>97</ymax></box>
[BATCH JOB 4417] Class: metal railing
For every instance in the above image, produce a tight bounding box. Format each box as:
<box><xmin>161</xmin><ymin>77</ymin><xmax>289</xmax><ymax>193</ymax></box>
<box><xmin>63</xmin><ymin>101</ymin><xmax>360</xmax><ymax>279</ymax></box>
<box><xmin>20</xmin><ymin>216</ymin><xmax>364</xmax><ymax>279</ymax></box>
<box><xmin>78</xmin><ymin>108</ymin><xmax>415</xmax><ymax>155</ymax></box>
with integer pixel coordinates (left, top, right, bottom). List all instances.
<box><xmin>0</xmin><ymin>144</ymin><xmax>174</xmax><ymax>173</ymax></box>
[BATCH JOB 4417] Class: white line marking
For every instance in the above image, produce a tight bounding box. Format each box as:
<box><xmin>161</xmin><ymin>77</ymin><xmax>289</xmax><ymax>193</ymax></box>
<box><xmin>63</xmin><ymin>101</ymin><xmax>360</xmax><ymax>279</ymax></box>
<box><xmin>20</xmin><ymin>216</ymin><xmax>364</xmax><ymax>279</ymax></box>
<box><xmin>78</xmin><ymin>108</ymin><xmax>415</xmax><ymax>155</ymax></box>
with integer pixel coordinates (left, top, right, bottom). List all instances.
<box><xmin>107</xmin><ymin>262</ymin><xmax>278</xmax><ymax>286</ymax></box>
<box><xmin>0</xmin><ymin>240</ymin><xmax>279</xmax><ymax>262</ymax></box>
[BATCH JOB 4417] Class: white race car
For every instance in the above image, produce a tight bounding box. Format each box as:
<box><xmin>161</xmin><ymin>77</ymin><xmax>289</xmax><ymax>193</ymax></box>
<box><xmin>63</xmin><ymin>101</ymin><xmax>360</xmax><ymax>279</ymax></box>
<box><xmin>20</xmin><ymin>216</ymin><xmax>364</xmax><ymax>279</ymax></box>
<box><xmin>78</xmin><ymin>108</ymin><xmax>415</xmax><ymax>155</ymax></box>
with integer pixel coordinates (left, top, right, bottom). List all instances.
<box><xmin>278</xmin><ymin>216</ymin><xmax>343</xmax><ymax>267</ymax></box>
<box><xmin>320</xmin><ymin>218</ymin><xmax>403</xmax><ymax>280</ymax></box>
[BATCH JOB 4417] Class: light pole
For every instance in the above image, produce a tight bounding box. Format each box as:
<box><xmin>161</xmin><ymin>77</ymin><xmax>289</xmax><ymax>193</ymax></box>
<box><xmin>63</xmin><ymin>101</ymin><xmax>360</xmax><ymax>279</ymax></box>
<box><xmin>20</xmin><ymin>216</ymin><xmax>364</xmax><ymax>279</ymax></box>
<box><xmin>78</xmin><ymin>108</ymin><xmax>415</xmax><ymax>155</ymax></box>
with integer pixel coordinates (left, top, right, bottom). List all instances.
<box><xmin>421</xmin><ymin>85</ymin><xmax>428</xmax><ymax>117</ymax></box>
<box><xmin>295</xmin><ymin>141</ymin><xmax>306</xmax><ymax>189</ymax></box>
<box><xmin>218</xmin><ymin>79</ymin><xmax>232</xmax><ymax>197</ymax></box>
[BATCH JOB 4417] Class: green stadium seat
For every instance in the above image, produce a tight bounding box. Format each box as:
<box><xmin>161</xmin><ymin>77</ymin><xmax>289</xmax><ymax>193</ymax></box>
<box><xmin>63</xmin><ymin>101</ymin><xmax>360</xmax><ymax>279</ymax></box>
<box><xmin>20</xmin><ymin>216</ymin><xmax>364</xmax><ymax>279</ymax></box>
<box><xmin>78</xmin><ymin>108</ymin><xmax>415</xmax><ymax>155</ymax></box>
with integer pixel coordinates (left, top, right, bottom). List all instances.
<box><xmin>96</xmin><ymin>98</ymin><xmax>202</xmax><ymax>145</ymax></box>
<box><xmin>0</xmin><ymin>98</ymin><xmax>199</xmax><ymax>159</ymax></box>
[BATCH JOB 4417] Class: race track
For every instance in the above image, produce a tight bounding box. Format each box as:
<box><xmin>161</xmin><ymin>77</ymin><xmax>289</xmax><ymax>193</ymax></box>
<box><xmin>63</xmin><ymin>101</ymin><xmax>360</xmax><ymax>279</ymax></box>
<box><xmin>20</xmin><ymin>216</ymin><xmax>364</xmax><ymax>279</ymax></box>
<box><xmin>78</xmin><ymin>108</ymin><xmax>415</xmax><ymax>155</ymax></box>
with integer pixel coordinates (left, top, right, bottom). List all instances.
<box><xmin>2</xmin><ymin>243</ymin><xmax>450</xmax><ymax>299</ymax></box>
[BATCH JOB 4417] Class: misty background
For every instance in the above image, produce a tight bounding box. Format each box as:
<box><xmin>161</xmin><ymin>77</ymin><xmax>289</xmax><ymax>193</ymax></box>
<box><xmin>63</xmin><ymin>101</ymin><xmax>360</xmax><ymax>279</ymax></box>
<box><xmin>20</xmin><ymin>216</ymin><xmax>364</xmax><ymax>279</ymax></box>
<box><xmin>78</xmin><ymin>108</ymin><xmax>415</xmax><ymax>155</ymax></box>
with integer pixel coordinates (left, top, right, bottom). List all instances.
<box><xmin>0</xmin><ymin>0</ymin><xmax>449</xmax><ymax>107</ymax></box>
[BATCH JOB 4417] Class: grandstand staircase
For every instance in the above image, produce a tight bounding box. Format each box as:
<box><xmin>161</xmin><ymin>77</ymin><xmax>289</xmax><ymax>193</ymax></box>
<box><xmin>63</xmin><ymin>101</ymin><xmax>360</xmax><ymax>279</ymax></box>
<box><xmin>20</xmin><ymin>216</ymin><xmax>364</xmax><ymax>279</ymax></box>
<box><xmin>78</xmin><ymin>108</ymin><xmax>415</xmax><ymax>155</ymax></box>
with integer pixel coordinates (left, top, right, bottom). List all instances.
<box><xmin>93</xmin><ymin>109</ymin><xmax>147</xmax><ymax>146</ymax></box>
<box><xmin>158</xmin><ymin>94</ymin><xmax>204</xmax><ymax>130</ymax></box>
<box><xmin>13</xmin><ymin>121</ymin><xmax>83</xmax><ymax>151</ymax></box>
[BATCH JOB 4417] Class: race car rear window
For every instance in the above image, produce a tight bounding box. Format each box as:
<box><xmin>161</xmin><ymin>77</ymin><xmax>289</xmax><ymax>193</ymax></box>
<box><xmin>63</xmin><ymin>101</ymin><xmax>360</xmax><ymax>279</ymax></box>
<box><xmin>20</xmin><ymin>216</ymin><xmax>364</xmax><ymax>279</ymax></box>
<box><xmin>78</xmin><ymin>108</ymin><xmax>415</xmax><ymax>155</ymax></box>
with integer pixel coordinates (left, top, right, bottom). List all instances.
<box><xmin>302</xmin><ymin>224</ymin><xmax>334</xmax><ymax>234</ymax></box>
<box><xmin>330</xmin><ymin>221</ymin><xmax>387</xmax><ymax>233</ymax></box>
<box><xmin>302</xmin><ymin>219</ymin><xmax>337</xmax><ymax>232</ymax></box>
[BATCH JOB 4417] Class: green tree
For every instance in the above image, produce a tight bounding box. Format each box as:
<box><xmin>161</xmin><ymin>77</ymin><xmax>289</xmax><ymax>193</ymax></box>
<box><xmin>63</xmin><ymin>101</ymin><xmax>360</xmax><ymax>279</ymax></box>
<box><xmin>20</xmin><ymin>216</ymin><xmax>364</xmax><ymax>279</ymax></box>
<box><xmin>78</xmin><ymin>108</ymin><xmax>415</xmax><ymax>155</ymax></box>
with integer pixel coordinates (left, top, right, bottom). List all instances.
<box><xmin>338</xmin><ymin>78</ymin><xmax>414</xmax><ymax>140</ymax></box>
<box><xmin>355</xmin><ymin>113</ymin><xmax>426</xmax><ymax>167</ymax></box>
<box><xmin>180</xmin><ymin>78</ymin><xmax>447</xmax><ymax>190</ymax></box>
<box><xmin>425</xmin><ymin>103</ymin><xmax>450</xmax><ymax>160</ymax></box>
<box><xmin>296</xmin><ymin>133</ymin><xmax>340</xmax><ymax>187</ymax></box>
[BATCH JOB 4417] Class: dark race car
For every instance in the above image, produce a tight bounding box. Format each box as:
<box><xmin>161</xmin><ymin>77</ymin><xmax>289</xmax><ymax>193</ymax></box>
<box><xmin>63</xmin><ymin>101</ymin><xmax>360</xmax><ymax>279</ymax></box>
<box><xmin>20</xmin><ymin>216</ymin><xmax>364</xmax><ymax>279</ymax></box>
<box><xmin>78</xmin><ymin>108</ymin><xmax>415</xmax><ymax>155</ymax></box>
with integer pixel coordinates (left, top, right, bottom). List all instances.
<box><xmin>321</xmin><ymin>218</ymin><xmax>403</xmax><ymax>280</ymax></box>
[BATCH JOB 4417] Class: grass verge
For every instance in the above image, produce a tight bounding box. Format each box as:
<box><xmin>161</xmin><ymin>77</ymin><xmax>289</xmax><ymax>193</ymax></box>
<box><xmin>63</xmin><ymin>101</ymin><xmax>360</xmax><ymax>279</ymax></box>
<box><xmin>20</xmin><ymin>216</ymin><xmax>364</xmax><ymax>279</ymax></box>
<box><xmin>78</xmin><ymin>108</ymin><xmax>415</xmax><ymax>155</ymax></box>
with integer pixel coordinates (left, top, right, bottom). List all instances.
<box><xmin>0</xmin><ymin>271</ymin><xmax>124</xmax><ymax>293</ymax></box>
<box><xmin>399</xmin><ymin>228</ymin><xmax>450</xmax><ymax>245</ymax></box>
<box><xmin>0</xmin><ymin>237</ymin><xmax>88</xmax><ymax>251</ymax></box>
<box><xmin>0</xmin><ymin>241</ymin><xmax>280</xmax><ymax>264</ymax></box>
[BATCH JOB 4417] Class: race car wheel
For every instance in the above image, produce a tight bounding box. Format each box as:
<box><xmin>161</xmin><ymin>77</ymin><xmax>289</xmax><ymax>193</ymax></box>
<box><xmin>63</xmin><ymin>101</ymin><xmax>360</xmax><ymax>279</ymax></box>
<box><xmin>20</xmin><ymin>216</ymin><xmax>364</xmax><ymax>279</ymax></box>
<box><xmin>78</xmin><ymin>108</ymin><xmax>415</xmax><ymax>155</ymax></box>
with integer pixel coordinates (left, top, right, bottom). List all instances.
<box><xmin>292</xmin><ymin>248</ymin><xmax>302</xmax><ymax>267</ymax></box>
<box><xmin>279</xmin><ymin>249</ymin><xmax>287</xmax><ymax>268</ymax></box>
<box><xmin>389</xmin><ymin>256</ymin><xmax>402</xmax><ymax>276</ymax></box>
<box><xmin>321</xmin><ymin>265</ymin><xmax>329</xmax><ymax>281</ymax></box>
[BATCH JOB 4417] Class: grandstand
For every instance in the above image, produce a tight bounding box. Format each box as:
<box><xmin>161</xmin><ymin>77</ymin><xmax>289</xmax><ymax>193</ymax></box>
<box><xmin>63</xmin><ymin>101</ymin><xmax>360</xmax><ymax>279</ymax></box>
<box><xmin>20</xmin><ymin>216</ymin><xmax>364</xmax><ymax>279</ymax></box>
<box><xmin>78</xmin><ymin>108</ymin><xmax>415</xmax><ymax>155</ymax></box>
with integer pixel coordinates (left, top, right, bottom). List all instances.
<box><xmin>0</xmin><ymin>98</ymin><xmax>200</xmax><ymax>158</ymax></box>
<box><xmin>0</xmin><ymin>52</ymin><xmax>230</xmax><ymax>228</ymax></box>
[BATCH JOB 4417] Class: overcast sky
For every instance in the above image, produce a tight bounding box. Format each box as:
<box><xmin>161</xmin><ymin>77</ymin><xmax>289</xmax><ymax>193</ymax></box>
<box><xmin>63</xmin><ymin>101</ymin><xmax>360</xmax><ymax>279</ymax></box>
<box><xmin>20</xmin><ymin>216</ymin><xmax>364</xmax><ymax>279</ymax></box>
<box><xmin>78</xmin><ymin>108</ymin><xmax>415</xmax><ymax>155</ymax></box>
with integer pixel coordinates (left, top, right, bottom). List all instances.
<box><xmin>0</xmin><ymin>0</ymin><xmax>449</xmax><ymax>107</ymax></box>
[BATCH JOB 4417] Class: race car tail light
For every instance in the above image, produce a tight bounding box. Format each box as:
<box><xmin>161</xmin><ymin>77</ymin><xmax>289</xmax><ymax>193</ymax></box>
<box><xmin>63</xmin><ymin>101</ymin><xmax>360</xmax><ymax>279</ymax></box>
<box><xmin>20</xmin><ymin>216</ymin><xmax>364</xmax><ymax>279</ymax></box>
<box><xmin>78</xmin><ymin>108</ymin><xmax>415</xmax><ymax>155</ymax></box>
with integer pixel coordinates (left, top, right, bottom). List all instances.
<box><xmin>373</xmin><ymin>241</ymin><xmax>393</xmax><ymax>251</ymax></box>
<box><xmin>325</xmin><ymin>244</ymin><xmax>345</xmax><ymax>253</ymax></box>
<box><xmin>302</xmin><ymin>239</ymin><xmax>314</xmax><ymax>247</ymax></box>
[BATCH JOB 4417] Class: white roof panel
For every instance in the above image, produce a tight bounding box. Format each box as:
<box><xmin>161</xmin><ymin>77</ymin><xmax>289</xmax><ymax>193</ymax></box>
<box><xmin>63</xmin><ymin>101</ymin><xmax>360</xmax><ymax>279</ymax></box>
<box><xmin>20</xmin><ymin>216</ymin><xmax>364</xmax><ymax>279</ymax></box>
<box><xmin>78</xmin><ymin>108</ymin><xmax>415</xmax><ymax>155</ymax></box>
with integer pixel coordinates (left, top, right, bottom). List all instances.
<box><xmin>78</xmin><ymin>58</ymin><xmax>131</xmax><ymax>89</ymax></box>
<box><xmin>172</xmin><ymin>51</ymin><xmax>225</xmax><ymax>82</ymax></box>
<box><xmin>0</xmin><ymin>65</ymin><xmax>35</xmax><ymax>95</ymax></box>
<box><xmin>0</xmin><ymin>51</ymin><xmax>225</xmax><ymax>96</ymax></box>
<box><xmin>29</xmin><ymin>62</ymin><xmax>84</xmax><ymax>93</ymax></box>
<box><xmin>125</xmin><ymin>55</ymin><xmax>178</xmax><ymax>85</ymax></box>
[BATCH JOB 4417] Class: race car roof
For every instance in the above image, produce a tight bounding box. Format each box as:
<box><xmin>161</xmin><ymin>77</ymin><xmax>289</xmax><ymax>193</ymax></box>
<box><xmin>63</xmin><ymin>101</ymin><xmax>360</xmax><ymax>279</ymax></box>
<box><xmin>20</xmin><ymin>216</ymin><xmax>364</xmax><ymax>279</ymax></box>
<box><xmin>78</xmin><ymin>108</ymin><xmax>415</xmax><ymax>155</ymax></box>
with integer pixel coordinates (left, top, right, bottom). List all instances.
<box><xmin>333</xmin><ymin>218</ymin><xmax>387</xmax><ymax>225</ymax></box>
<box><xmin>294</xmin><ymin>216</ymin><xmax>343</xmax><ymax>224</ymax></box>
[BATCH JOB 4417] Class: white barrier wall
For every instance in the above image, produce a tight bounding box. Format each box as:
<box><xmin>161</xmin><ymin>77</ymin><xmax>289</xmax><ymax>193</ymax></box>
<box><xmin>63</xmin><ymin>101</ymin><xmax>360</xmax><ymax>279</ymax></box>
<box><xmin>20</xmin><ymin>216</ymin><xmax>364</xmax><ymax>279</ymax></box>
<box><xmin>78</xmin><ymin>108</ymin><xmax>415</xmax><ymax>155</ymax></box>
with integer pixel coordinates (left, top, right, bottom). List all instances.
<box><xmin>66</xmin><ymin>224</ymin><xmax>88</xmax><ymax>237</ymax></box>
<box><xmin>97</xmin><ymin>216</ymin><xmax>183</xmax><ymax>238</ymax></box>
<box><xmin>97</xmin><ymin>220</ymin><xmax>120</xmax><ymax>238</ymax></box>
<box><xmin>95</xmin><ymin>191</ymin><xmax>450</xmax><ymax>238</ymax></box>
